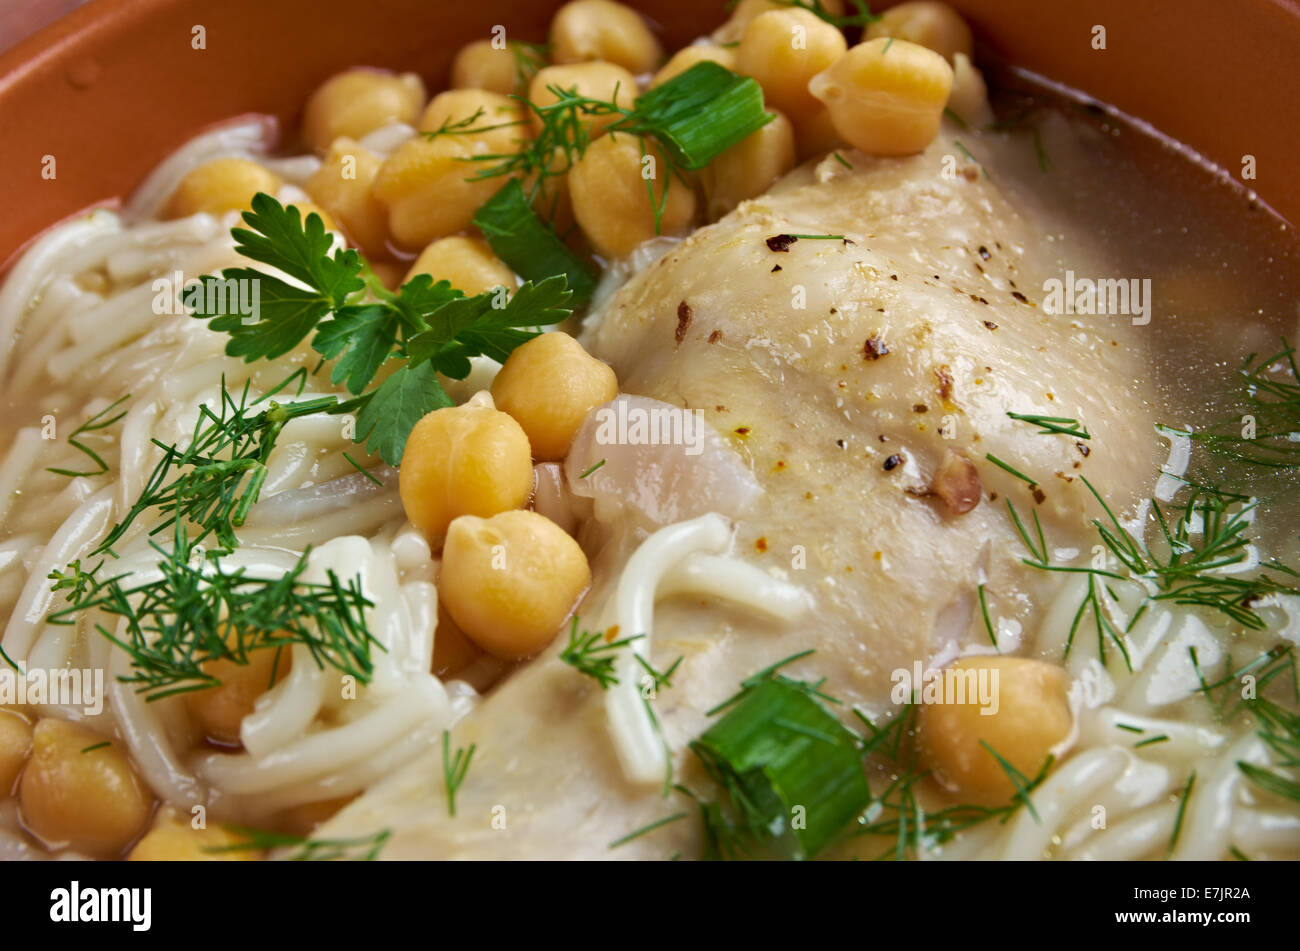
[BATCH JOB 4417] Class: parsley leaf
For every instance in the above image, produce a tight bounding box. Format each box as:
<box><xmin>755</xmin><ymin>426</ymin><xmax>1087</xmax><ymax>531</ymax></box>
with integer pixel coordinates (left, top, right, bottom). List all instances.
<box><xmin>352</xmin><ymin>363</ymin><xmax>453</xmax><ymax>464</ymax></box>
<box><xmin>192</xmin><ymin>193</ymin><xmax>576</xmax><ymax>468</ymax></box>
<box><xmin>312</xmin><ymin>304</ymin><xmax>401</xmax><ymax>396</ymax></box>
<box><xmin>230</xmin><ymin>194</ymin><xmax>364</xmax><ymax>301</ymax></box>
<box><xmin>196</xmin><ymin>267</ymin><xmax>332</xmax><ymax>362</ymax></box>
<box><xmin>407</xmin><ymin>274</ymin><xmax>574</xmax><ymax>372</ymax></box>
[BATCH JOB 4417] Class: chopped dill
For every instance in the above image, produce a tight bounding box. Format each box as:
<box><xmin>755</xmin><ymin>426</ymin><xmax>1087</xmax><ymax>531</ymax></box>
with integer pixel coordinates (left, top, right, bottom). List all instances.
<box><xmin>985</xmin><ymin>452</ymin><xmax>1038</xmax><ymax>487</ymax></box>
<box><xmin>208</xmin><ymin>826</ymin><xmax>392</xmax><ymax>860</ymax></box>
<box><xmin>977</xmin><ymin>583</ymin><xmax>999</xmax><ymax>650</ymax></box>
<box><xmin>48</xmin><ymin>528</ymin><xmax>379</xmax><ymax>700</ymax></box>
<box><xmin>1133</xmin><ymin>734</ymin><xmax>1170</xmax><ymax>748</ymax></box>
<box><xmin>1167</xmin><ymin>771</ymin><xmax>1196</xmax><ymax>855</ymax></box>
<box><xmin>1007</xmin><ymin>411</ymin><xmax>1091</xmax><ymax>439</ymax></box>
<box><xmin>46</xmin><ymin>394</ymin><xmax>130</xmax><ymax>478</ymax></box>
<box><xmin>442</xmin><ymin>730</ymin><xmax>477</xmax><ymax>817</ymax></box>
<box><xmin>558</xmin><ymin>617</ymin><xmax>645</xmax><ymax>689</ymax></box>
<box><xmin>342</xmin><ymin>451</ymin><xmax>382</xmax><ymax>485</ymax></box>
<box><xmin>608</xmin><ymin>811</ymin><xmax>688</xmax><ymax>849</ymax></box>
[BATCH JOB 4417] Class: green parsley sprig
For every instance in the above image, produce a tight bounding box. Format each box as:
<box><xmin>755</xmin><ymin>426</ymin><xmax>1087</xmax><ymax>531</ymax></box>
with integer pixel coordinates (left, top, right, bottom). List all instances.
<box><xmin>191</xmin><ymin>194</ymin><xmax>574</xmax><ymax>466</ymax></box>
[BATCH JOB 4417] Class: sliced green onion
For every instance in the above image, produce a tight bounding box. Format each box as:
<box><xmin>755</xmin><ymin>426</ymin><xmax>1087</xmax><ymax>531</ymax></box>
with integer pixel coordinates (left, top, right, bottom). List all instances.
<box><xmin>619</xmin><ymin>62</ymin><xmax>774</xmax><ymax>170</ymax></box>
<box><xmin>690</xmin><ymin>678</ymin><xmax>869</xmax><ymax>859</ymax></box>
<box><xmin>472</xmin><ymin>179</ymin><xmax>597</xmax><ymax>307</ymax></box>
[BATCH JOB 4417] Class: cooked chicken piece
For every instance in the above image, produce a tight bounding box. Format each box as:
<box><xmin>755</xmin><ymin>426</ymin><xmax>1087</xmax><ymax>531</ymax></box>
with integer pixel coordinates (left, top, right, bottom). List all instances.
<box><xmin>317</xmin><ymin>128</ymin><xmax>1161</xmax><ymax>858</ymax></box>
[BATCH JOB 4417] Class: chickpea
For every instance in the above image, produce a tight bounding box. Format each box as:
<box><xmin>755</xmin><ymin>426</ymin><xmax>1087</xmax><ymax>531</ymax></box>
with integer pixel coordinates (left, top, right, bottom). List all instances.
<box><xmin>163</xmin><ymin>157</ymin><xmax>282</xmax><ymax>219</ymax></box>
<box><xmin>405</xmin><ymin>236</ymin><xmax>517</xmax><ymax>296</ymax></box>
<box><xmin>433</xmin><ymin>601</ymin><xmax>483</xmax><ymax>678</ymax></box>
<box><xmin>491</xmin><ymin>332</ymin><xmax>618</xmax><ymax>460</ymax></box>
<box><xmin>700</xmin><ymin>111</ymin><xmax>796</xmax><ymax>219</ymax></box>
<box><xmin>128</xmin><ymin>809</ymin><xmax>252</xmax><ymax>861</ymax></box>
<box><xmin>735</xmin><ymin>9</ymin><xmax>847</xmax><ymax>117</ymax></box>
<box><xmin>809</xmin><ymin>38</ymin><xmax>953</xmax><ymax>156</ymax></box>
<box><xmin>184</xmin><ymin>645</ymin><xmax>290</xmax><ymax>746</ymax></box>
<box><xmin>305</xmin><ymin>138</ymin><xmax>390</xmax><ymax>258</ymax></box>
<box><xmin>373</xmin><ymin>135</ymin><xmax>511</xmax><ymax>249</ymax></box>
<box><xmin>523</xmin><ymin>162</ymin><xmax>578</xmax><ymax>235</ymax></box>
<box><xmin>528</xmin><ymin>61</ymin><xmax>638</xmax><ymax>136</ymax></box>
<box><xmin>865</xmin><ymin>1</ymin><xmax>973</xmax><ymax>64</ymax></box>
<box><xmin>418</xmin><ymin>88</ymin><xmax>529</xmax><ymax>154</ymax></box>
<box><xmin>440</xmin><ymin>510</ymin><xmax>591</xmax><ymax>660</ymax></box>
<box><xmin>917</xmin><ymin>656</ymin><xmax>1071</xmax><ymax>806</ymax></box>
<box><xmin>550</xmin><ymin>0</ymin><xmax>663</xmax><ymax>74</ymax></box>
<box><xmin>712</xmin><ymin>0</ymin><xmax>846</xmax><ymax>45</ymax></box>
<box><xmin>650</xmin><ymin>44</ymin><xmax>736</xmax><ymax>88</ymax></box>
<box><xmin>452</xmin><ymin>39</ymin><xmax>526</xmax><ymax>96</ymax></box>
<box><xmin>0</xmin><ymin>708</ymin><xmax>33</xmax><ymax>795</ymax></box>
<box><xmin>398</xmin><ymin>401</ymin><xmax>534</xmax><ymax>545</ymax></box>
<box><xmin>369</xmin><ymin>260</ymin><xmax>406</xmax><ymax>291</ymax></box>
<box><xmin>569</xmin><ymin>133</ymin><xmax>698</xmax><ymax>258</ymax></box>
<box><xmin>791</xmin><ymin>106</ymin><xmax>843</xmax><ymax>161</ymax></box>
<box><xmin>20</xmin><ymin>719</ymin><xmax>152</xmax><ymax>857</ymax></box>
<box><xmin>284</xmin><ymin>200</ymin><xmax>336</xmax><ymax>231</ymax></box>
<box><xmin>301</xmin><ymin>68</ymin><xmax>426</xmax><ymax>152</ymax></box>
<box><xmin>946</xmin><ymin>52</ymin><xmax>993</xmax><ymax>127</ymax></box>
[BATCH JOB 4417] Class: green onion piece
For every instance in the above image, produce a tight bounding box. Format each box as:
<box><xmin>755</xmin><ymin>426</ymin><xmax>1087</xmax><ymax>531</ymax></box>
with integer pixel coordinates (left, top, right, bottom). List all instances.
<box><xmin>621</xmin><ymin>62</ymin><xmax>775</xmax><ymax>171</ymax></box>
<box><xmin>690</xmin><ymin>678</ymin><xmax>869</xmax><ymax>859</ymax></box>
<box><xmin>473</xmin><ymin>180</ymin><xmax>597</xmax><ymax>308</ymax></box>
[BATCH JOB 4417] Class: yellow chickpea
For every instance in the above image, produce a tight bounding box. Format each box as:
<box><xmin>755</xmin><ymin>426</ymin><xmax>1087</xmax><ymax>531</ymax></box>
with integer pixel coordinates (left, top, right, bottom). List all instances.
<box><xmin>569</xmin><ymin>133</ymin><xmax>698</xmax><ymax>258</ymax></box>
<box><xmin>809</xmin><ymin>38</ymin><xmax>953</xmax><ymax>156</ymax></box>
<box><xmin>305</xmin><ymin>138</ymin><xmax>390</xmax><ymax>258</ymax></box>
<box><xmin>735</xmin><ymin>9</ymin><xmax>847</xmax><ymax>117</ymax></box>
<box><xmin>528</xmin><ymin>61</ymin><xmax>638</xmax><ymax>136</ymax></box>
<box><xmin>865</xmin><ymin>1</ymin><xmax>973</xmax><ymax>64</ymax></box>
<box><xmin>418</xmin><ymin>88</ymin><xmax>529</xmax><ymax>153</ymax></box>
<box><xmin>373</xmin><ymin>135</ymin><xmax>511</xmax><ymax>249</ymax></box>
<box><xmin>369</xmin><ymin>260</ymin><xmax>406</xmax><ymax>291</ymax></box>
<box><xmin>791</xmin><ymin>106</ymin><xmax>843</xmax><ymax>160</ymax></box>
<box><xmin>433</xmin><ymin>602</ymin><xmax>483</xmax><ymax>678</ymax></box>
<box><xmin>184</xmin><ymin>645</ymin><xmax>290</xmax><ymax>747</ymax></box>
<box><xmin>650</xmin><ymin>44</ymin><xmax>736</xmax><ymax>88</ymax></box>
<box><xmin>301</xmin><ymin>68</ymin><xmax>426</xmax><ymax>152</ymax></box>
<box><xmin>452</xmin><ymin>39</ymin><xmax>526</xmax><ymax>95</ymax></box>
<box><xmin>491</xmin><ymin>332</ymin><xmax>618</xmax><ymax>461</ymax></box>
<box><xmin>399</xmin><ymin>401</ymin><xmax>534</xmax><ymax>545</ymax></box>
<box><xmin>20</xmin><ymin>719</ymin><xmax>152</xmax><ymax>857</ymax></box>
<box><xmin>0</xmin><ymin>708</ymin><xmax>33</xmax><ymax>795</ymax></box>
<box><xmin>550</xmin><ymin>0</ymin><xmax>663</xmax><ymax>74</ymax></box>
<box><xmin>947</xmin><ymin>52</ymin><xmax>993</xmax><ymax>127</ymax></box>
<box><xmin>440</xmin><ymin>510</ymin><xmax>591</xmax><ymax>660</ymax></box>
<box><xmin>164</xmin><ymin>158</ymin><xmax>282</xmax><ymax>219</ymax></box>
<box><xmin>523</xmin><ymin>162</ymin><xmax>578</xmax><ymax>235</ymax></box>
<box><xmin>405</xmin><ymin>236</ymin><xmax>517</xmax><ymax>296</ymax></box>
<box><xmin>700</xmin><ymin>111</ymin><xmax>796</xmax><ymax>219</ymax></box>
<box><xmin>712</xmin><ymin>0</ymin><xmax>846</xmax><ymax>45</ymax></box>
<box><xmin>284</xmin><ymin>200</ymin><xmax>336</xmax><ymax>231</ymax></box>
<box><xmin>128</xmin><ymin>809</ymin><xmax>253</xmax><ymax>861</ymax></box>
<box><xmin>917</xmin><ymin>656</ymin><xmax>1071</xmax><ymax>806</ymax></box>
